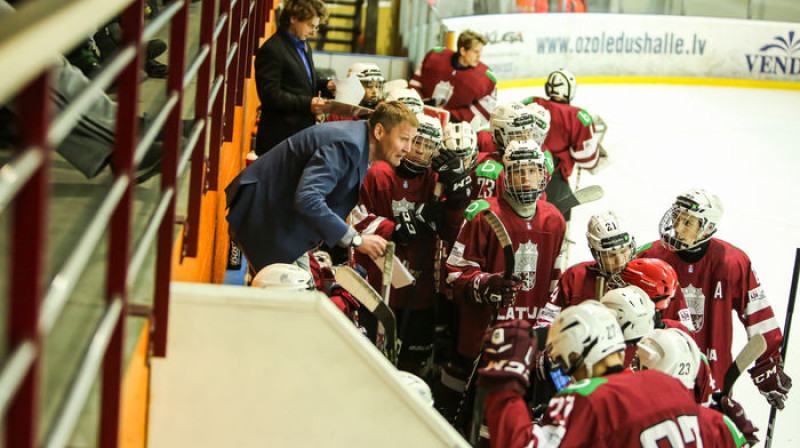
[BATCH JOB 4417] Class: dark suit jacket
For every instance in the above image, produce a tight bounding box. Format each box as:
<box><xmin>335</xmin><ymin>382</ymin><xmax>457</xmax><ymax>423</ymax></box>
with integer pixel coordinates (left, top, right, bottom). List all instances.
<box><xmin>254</xmin><ymin>30</ymin><xmax>326</xmax><ymax>155</ymax></box>
<box><xmin>225</xmin><ymin>121</ymin><xmax>371</xmax><ymax>271</ymax></box>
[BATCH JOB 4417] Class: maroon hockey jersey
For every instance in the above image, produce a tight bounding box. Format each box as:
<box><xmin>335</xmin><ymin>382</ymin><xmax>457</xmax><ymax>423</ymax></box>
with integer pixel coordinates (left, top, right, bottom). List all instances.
<box><xmin>637</xmin><ymin>239</ymin><xmax>783</xmax><ymax>385</ymax></box>
<box><xmin>446</xmin><ymin>197</ymin><xmax>565</xmax><ymax>357</ymax></box>
<box><xmin>523</xmin><ymin>96</ymin><xmax>598</xmax><ymax>179</ymax></box>
<box><xmin>353</xmin><ymin>161</ymin><xmax>461</xmax><ymax>310</ymax></box>
<box><xmin>409</xmin><ymin>48</ymin><xmax>497</xmax><ymax>126</ymax></box>
<box><xmin>471</xmin><ymin>152</ymin><xmax>505</xmax><ymax>201</ymax></box>
<box><xmin>484</xmin><ymin>369</ymin><xmax>743</xmax><ymax>448</ymax></box>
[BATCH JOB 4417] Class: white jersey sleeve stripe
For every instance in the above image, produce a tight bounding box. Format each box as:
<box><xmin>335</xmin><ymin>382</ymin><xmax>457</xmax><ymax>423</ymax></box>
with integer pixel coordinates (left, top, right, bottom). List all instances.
<box><xmin>746</xmin><ymin>317</ymin><xmax>780</xmax><ymax>338</ymax></box>
<box><xmin>745</xmin><ymin>297</ymin><xmax>772</xmax><ymax>316</ymax></box>
<box><xmin>361</xmin><ymin>217</ymin><xmax>387</xmax><ymax>235</ymax></box>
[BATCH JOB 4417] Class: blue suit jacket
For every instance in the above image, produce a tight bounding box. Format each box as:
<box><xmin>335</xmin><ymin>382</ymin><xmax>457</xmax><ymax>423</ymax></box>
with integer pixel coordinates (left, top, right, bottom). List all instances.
<box><xmin>225</xmin><ymin>121</ymin><xmax>370</xmax><ymax>270</ymax></box>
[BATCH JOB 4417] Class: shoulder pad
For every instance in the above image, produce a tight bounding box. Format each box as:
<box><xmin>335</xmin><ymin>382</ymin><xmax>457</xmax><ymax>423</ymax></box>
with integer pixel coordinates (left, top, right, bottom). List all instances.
<box><xmin>429</xmin><ymin>46</ymin><xmax>446</xmax><ymax>53</ymax></box>
<box><xmin>699</xmin><ymin>353</ymin><xmax>710</xmax><ymax>367</ymax></box>
<box><xmin>485</xmin><ymin>68</ymin><xmax>497</xmax><ymax>83</ymax></box>
<box><xmin>722</xmin><ymin>415</ymin><xmax>749</xmax><ymax>447</ymax></box>
<box><xmin>464</xmin><ymin>200</ymin><xmax>491</xmax><ymax>221</ymax></box>
<box><xmin>558</xmin><ymin>377</ymin><xmax>608</xmax><ymax>397</ymax></box>
<box><xmin>576</xmin><ymin>109</ymin><xmax>593</xmax><ymax>127</ymax></box>
<box><xmin>520</xmin><ymin>96</ymin><xmax>534</xmax><ymax>105</ymax></box>
<box><xmin>636</xmin><ymin>241</ymin><xmax>655</xmax><ymax>255</ymax></box>
<box><xmin>475</xmin><ymin>159</ymin><xmax>503</xmax><ymax>179</ymax></box>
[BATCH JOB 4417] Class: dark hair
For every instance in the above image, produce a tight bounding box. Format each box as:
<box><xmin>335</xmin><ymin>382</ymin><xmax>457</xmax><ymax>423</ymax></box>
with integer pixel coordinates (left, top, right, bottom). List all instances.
<box><xmin>368</xmin><ymin>101</ymin><xmax>419</xmax><ymax>133</ymax></box>
<box><xmin>457</xmin><ymin>29</ymin><xmax>488</xmax><ymax>51</ymax></box>
<box><xmin>278</xmin><ymin>0</ymin><xmax>329</xmax><ymax>30</ymax></box>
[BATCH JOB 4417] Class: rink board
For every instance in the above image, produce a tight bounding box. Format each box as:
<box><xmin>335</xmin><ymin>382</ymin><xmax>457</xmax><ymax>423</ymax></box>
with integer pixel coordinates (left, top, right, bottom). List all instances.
<box><xmin>148</xmin><ymin>282</ymin><xmax>469</xmax><ymax>447</ymax></box>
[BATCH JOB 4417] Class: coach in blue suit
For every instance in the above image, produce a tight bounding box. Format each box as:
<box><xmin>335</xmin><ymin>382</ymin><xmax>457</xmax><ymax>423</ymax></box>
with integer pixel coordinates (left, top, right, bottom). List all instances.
<box><xmin>225</xmin><ymin>102</ymin><xmax>419</xmax><ymax>272</ymax></box>
<box><xmin>254</xmin><ymin>0</ymin><xmax>331</xmax><ymax>156</ymax></box>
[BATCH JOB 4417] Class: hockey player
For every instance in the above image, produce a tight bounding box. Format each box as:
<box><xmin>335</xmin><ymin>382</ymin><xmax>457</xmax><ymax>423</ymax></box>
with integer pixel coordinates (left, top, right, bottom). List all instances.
<box><xmin>638</xmin><ymin>328</ymin><xmax>759</xmax><ymax>445</ymax></box>
<box><xmin>326</xmin><ymin>62</ymin><xmax>385</xmax><ymax>122</ymax></box>
<box><xmin>352</xmin><ymin>114</ymin><xmax>471</xmax><ymax>376</ymax></box>
<box><xmin>472</xmin><ymin>102</ymin><xmax>537</xmax><ymax>200</ymax></box>
<box><xmin>477</xmin><ymin>302</ymin><xmax>746</xmax><ymax>448</ymax></box>
<box><xmin>521</xmin><ymin>68</ymin><xmax>599</xmax><ymax>220</ymax></box>
<box><xmin>535</xmin><ymin>210</ymin><xmax>635</xmax><ymax>327</ymax></box>
<box><xmin>638</xmin><ymin>188</ymin><xmax>792</xmax><ymax>409</ymax></box>
<box><xmin>435</xmin><ymin>141</ymin><xmax>563</xmax><ymax>422</ymax></box>
<box><xmin>409</xmin><ymin>30</ymin><xmax>497</xmax><ymax>129</ymax></box>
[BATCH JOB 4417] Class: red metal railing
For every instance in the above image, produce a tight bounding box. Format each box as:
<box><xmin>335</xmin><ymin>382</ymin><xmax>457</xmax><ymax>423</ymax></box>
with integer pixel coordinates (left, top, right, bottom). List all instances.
<box><xmin>0</xmin><ymin>0</ymin><xmax>269</xmax><ymax>445</ymax></box>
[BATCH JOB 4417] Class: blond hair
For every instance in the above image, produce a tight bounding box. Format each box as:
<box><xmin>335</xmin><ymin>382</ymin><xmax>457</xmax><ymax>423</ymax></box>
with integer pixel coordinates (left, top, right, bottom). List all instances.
<box><xmin>368</xmin><ymin>101</ymin><xmax>419</xmax><ymax>133</ymax></box>
<box><xmin>278</xmin><ymin>0</ymin><xmax>329</xmax><ymax>30</ymax></box>
<box><xmin>457</xmin><ymin>29</ymin><xmax>488</xmax><ymax>51</ymax></box>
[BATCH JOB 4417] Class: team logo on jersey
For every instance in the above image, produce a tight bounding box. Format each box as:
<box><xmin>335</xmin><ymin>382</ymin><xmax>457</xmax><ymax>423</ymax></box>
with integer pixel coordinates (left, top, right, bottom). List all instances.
<box><xmin>514</xmin><ymin>241</ymin><xmax>539</xmax><ymax>291</ymax></box>
<box><xmin>682</xmin><ymin>284</ymin><xmax>706</xmax><ymax>331</ymax></box>
<box><xmin>391</xmin><ymin>197</ymin><xmax>415</xmax><ymax>216</ymax></box>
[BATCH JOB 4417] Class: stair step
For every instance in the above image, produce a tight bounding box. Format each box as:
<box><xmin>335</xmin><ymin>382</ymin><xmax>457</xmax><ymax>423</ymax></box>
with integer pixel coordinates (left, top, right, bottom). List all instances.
<box><xmin>329</xmin><ymin>13</ymin><xmax>357</xmax><ymax>19</ymax></box>
<box><xmin>313</xmin><ymin>37</ymin><xmax>357</xmax><ymax>45</ymax></box>
<box><xmin>323</xmin><ymin>26</ymin><xmax>358</xmax><ymax>33</ymax></box>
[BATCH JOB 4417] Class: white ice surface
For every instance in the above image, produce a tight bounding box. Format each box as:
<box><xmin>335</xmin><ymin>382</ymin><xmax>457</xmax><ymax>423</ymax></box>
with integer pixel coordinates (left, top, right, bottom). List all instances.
<box><xmin>498</xmin><ymin>83</ymin><xmax>800</xmax><ymax>447</ymax></box>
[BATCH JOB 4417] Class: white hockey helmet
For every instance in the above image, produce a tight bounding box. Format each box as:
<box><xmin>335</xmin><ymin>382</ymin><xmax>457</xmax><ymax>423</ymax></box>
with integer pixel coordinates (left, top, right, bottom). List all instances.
<box><xmin>636</xmin><ymin>328</ymin><xmax>702</xmax><ymax>389</ymax></box>
<box><xmin>385</xmin><ymin>87</ymin><xmax>424</xmax><ymax>115</ymax></box>
<box><xmin>251</xmin><ymin>263</ymin><xmax>315</xmax><ymax>290</ymax></box>
<box><xmin>545</xmin><ymin>68</ymin><xmax>577</xmax><ymax>104</ymax></box>
<box><xmin>348</xmin><ymin>62</ymin><xmax>385</xmax><ymax>84</ymax></box>
<box><xmin>525</xmin><ymin>102</ymin><xmax>551</xmax><ymax>146</ymax></box>
<box><xmin>489</xmin><ymin>102</ymin><xmax>535</xmax><ymax>154</ymax></box>
<box><xmin>402</xmin><ymin>114</ymin><xmax>442</xmax><ymax>174</ymax></box>
<box><xmin>600</xmin><ymin>285</ymin><xmax>655</xmax><ymax>343</ymax></box>
<box><xmin>546</xmin><ymin>301</ymin><xmax>625</xmax><ymax>377</ymax></box>
<box><xmin>659</xmin><ymin>188</ymin><xmax>724</xmax><ymax>251</ymax></box>
<box><xmin>502</xmin><ymin>139</ymin><xmax>553</xmax><ymax>205</ymax></box>
<box><xmin>443</xmin><ymin>121</ymin><xmax>479</xmax><ymax>171</ymax></box>
<box><xmin>586</xmin><ymin>210</ymin><xmax>636</xmax><ymax>277</ymax></box>
<box><xmin>396</xmin><ymin>371</ymin><xmax>434</xmax><ymax>406</ymax></box>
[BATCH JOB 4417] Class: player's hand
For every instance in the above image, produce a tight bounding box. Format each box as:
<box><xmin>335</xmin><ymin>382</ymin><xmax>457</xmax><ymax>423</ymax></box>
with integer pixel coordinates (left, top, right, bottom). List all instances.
<box><xmin>414</xmin><ymin>200</ymin><xmax>443</xmax><ymax>233</ymax></box>
<box><xmin>355</xmin><ymin>234</ymin><xmax>387</xmax><ymax>259</ymax></box>
<box><xmin>473</xmin><ymin>273</ymin><xmax>522</xmax><ymax>307</ymax></box>
<box><xmin>750</xmin><ymin>358</ymin><xmax>792</xmax><ymax>409</ymax></box>
<box><xmin>476</xmin><ymin>320</ymin><xmax>537</xmax><ymax>396</ymax></box>
<box><xmin>711</xmin><ymin>392</ymin><xmax>759</xmax><ymax>445</ymax></box>
<box><xmin>443</xmin><ymin>173</ymin><xmax>472</xmax><ymax>207</ymax></box>
<box><xmin>393</xmin><ymin>210</ymin><xmax>420</xmax><ymax>245</ymax></box>
<box><xmin>311</xmin><ymin>96</ymin><xmax>327</xmax><ymax>114</ymax></box>
<box><xmin>432</xmin><ymin>149</ymin><xmax>467</xmax><ymax>183</ymax></box>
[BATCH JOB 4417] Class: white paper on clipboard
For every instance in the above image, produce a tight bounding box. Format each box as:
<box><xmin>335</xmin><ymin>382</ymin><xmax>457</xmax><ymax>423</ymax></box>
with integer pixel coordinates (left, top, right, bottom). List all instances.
<box><xmin>372</xmin><ymin>253</ymin><xmax>415</xmax><ymax>289</ymax></box>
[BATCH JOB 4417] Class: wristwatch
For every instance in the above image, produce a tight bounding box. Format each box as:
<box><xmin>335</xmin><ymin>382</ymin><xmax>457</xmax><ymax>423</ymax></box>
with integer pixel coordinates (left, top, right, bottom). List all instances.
<box><xmin>350</xmin><ymin>233</ymin><xmax>363</xmax><ymax>248</ymax></box>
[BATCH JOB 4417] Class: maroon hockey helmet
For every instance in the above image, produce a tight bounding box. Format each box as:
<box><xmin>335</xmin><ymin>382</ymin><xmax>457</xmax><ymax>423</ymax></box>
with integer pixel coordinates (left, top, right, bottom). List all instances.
<box><xmin>619</xmin><ymin>258</ymin><xmax>678</xmax><ymax>310</ymax></box>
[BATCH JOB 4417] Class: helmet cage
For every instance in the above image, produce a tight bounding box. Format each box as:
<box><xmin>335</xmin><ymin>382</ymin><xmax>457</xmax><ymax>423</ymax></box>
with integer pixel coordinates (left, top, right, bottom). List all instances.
<box><xmin>545</xmin><ymin>69</ymin><xmax>577</xmax><ymax>104</ymax></box>
<box><xmin>444</xmin><ymin>122</ymin><xmax>479</xmax><ymax>171</ymax></box>
<box><xmin>659</xmin><ymin>195</ymin><xmax>718</xmax><ymax>251</ymax></box>
<box><xmin>503</xmin><ymin>145</ymin><xmax>551</xmax><ymax>204</ymax></box>
<box><xmin>403</xmin><ymin>117</ymin><xmax>442</xmax><ymax>173</ymax></box>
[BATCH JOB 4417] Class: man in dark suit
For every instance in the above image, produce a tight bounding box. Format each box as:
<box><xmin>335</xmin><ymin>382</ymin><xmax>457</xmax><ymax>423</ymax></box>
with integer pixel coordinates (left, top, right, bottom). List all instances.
<box><xmin>254</xmin><ymin>0</ymin><xmax>331</xmax><ymax>156</ymax></box>
<box><xmin>225</xmin><ymin>102</ymin><xmax>419</xmax><ymax>272</ymax></box>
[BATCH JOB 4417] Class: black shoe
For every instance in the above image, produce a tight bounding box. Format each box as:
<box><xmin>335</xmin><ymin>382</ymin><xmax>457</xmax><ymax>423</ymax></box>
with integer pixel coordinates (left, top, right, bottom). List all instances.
<box><xmin>135</xmin><ymin>141</ymin><xmax>163</xmax><ymax>184</ymax></box>
<box><xmin>146</xmin><ymin>39</ymin><xmax>167</xmax><ymax>60</ymax></box>
<box><xmin>145</xmin><ymin>59</ymin><xmax>169</xmax><ymax>78</ymax></box>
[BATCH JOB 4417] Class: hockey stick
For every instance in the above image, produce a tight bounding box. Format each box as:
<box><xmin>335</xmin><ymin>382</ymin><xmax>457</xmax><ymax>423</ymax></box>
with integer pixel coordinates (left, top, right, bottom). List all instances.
<box><xmin>764</xmin><ymin>247</ymin><xmax>800</xmax><ymax>448</ymax></box>
<box><xmin>398</xmin><ymin>183</ymin><xmax>444</xmax><ymax>357</ymax></box>
<box><xmin>454</xmin><ymin>210</ymin><xmax>515</xmax><ymax>438</ymax></box>
<box><xmin>722</xmin><ymin>333</ymin><xmax>767</xmax><ymax>396</ymax></box>
<box><xmin>553</xmin><ymin>185</ymin><xmax>604</xmax><ymax>215</ymax></box>
<box><xmin>382</xmin><ymin>242</ymin><xmax>395</xmax><ymax>304</ymax></box>
<box><xmin>335</xmin><ymin>265</ymin><xmax>398</xmax><ymax>364</ymax></box>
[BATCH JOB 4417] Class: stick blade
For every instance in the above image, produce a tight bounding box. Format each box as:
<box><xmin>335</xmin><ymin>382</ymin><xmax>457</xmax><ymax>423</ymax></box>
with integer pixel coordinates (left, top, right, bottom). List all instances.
<box><xmin>334</xmin><ymin>265</ymin><xmax>382</xmax><ymax>312</ymax></box>
<box><xmin>722</xmin><ymin>333</ymin><xmax>767</xmax><ymax>396</ymax></box>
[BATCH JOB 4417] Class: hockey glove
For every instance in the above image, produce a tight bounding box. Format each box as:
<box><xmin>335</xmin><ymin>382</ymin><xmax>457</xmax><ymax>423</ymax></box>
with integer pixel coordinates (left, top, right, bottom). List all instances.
<box><xmin>443</xmin><ymin>174</ymin><xmax>472</xmax><ymax>209</ymax></box>
<box><xmin>750</xmin><ymin>357</ymin><xmax>792</xmax><ymax>409</ymax></box>
<box><xmin>476</xmin><ymin>320</ymin><xmax>537</xmax><ymax>396</ymax></box>
<box><xmin>432</xmin><ymin>149</ymin><xmax>467</xmax><ymax>184</ymax></box>
<box><xmin>471</xmin><ymin>272</ymin><xmax>522</xmax><ymax>308</ymax></box>
<box><xmin>414</xmin><ymin>200</ymin><xmax>444</xmax><ymax>233</ymax></box>
<box><xmin>393</xmin><ymin>210</ymin><xmax>419</xmax><ymax>245</ymax></box>
<box><xmin>711</xmin><ymin>392</ymin><xmax>759</xmax><ymax>445</ymax></box>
